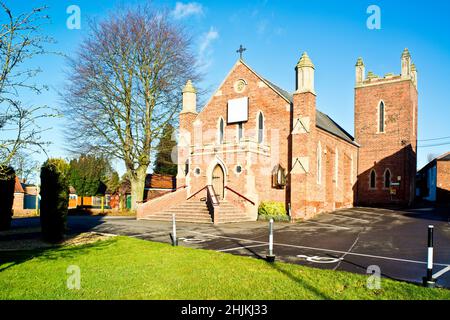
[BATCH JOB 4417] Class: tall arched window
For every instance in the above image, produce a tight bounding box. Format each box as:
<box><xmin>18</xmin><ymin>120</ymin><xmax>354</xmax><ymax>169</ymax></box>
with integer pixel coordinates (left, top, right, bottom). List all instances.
<box><xmin>378</xmin><ymin>101</ymin><xmax>385</xmax><ymax>133</ymax></box>
<box><xmin>317</xmin><ymin>142</ymin><xmax>322</xmax><ymax>184</ymax></box>
<box><xmin>384</xmin><ymin>169</ymin><xmax>391</xmax><ymax>188</ymax></box>
<box><xmin>370</xmin><ymin>169</ymin><xmax>376</xmax><ymax>189</ymax></box>
<box><xmin>218</xmin><ymin>117</ymin><xmax>224</xmax><ymax>144</ymax></box>
<box><xmin>257</xmin><ymin>112</ymin><xmax>264</xmax><ymax>144</ymax></box>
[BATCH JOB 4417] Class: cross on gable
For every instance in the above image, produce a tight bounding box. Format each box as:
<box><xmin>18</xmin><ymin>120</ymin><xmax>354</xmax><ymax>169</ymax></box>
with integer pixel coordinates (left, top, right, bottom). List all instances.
<box><xmin>236</xmin><ymin>45</ymin><xmax>247</xmax><ymax>60</ymax></box>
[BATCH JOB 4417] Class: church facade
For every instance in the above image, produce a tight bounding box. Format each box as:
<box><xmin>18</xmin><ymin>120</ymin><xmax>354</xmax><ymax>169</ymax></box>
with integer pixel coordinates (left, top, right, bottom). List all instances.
<box><xmin>138</xmin><ymin>49</ymin><xmax>418</xmax><ymax>222</ymax></box>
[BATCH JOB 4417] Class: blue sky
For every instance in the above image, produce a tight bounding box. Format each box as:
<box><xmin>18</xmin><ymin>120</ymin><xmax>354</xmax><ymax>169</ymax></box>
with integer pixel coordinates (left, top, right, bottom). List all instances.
<box><xmin>7</xmin><ymin>0</ymin><xmax>450</xmax><ymax>176</ymax></box>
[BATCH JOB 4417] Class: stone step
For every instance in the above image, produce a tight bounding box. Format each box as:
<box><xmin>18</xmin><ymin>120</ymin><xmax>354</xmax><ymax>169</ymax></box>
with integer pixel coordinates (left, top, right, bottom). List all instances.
<box><xmin>158</xmin><ymin>211</ymin><xmax>211</xmax><ymax>218</ymax></box>
<box><xmin>143</xmin><ymin>215</ymin><xmax>212</xmax><ymax>223</ymax></box>
<box><xmin>163</xmin><ymin>207</ymin><xmax>209</xmax><ymax>213</ymax></box>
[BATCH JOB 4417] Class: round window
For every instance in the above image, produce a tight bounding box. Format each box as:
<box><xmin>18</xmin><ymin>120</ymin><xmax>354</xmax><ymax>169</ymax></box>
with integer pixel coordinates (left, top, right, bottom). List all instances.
<box><xmin>194</xmin><ymin>167</ymin><xmax>201</xmax><ymax>175</ymax></box>
<box><xmin>236</xmin><ymin>165</ymin><xmax>242</xmax><ymax>174</ymax></box>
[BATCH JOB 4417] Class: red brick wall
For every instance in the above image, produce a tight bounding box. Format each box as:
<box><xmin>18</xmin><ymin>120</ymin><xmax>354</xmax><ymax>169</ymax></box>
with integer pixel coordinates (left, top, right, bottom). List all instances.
<box><xmin>437</xmin><ymin>161</ymin><xmax>450</xmax><ymax>204</ymax></box>
<box><xmin>178</xmin><ymin>60</ymin><xmax>358</xmax><ymax>220</ymax></box>
<box><xmin>355</xmin><ymin>79</ymin><xmax>417</xmax><ymax>206</ymax></box>
<box><xmin>13</xmin><ymin>193</ymin><xmax>24</xmax><ymax>212</ymax></box>
<box><xmin>184</xmin><ymin>61</ymin><xmax>291</xmax><ymax>207</ymax></box>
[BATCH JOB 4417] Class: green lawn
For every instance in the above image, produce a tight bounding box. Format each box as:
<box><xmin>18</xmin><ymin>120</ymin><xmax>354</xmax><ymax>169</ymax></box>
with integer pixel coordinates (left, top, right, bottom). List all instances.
<box><xmin>0</xmin><ymin>236</ymin><xmax>449</xmax><ymax>300</ymax></box>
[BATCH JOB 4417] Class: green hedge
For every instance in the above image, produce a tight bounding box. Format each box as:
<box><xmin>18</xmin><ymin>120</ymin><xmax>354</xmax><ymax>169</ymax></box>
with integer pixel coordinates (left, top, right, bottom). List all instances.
<box><xmin>40</xmin><ymin>159</ymin><xmax>70</xmax><ymax>243</ymax></box>
<box><xmin>257</xmin><ymin>201</ymin><xmax>290</xmax><ymax>222</ymax></box>
<box><xmin>0</xmin><ymin>166</ymin><xmax>16</xmax><ymax>231</ymax></box>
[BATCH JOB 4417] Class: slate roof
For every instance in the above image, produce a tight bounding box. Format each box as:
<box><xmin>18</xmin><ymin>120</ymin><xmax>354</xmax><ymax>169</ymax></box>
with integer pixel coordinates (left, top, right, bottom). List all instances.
<box><xmin>263</xmin><ymin>78</ymin><xmax>357</xmax><ymax>146</ymax></box>
<box><xmin>438</xmin><ymin>152</ymin><xmax>450</xmax><ymax>161</ymax></box>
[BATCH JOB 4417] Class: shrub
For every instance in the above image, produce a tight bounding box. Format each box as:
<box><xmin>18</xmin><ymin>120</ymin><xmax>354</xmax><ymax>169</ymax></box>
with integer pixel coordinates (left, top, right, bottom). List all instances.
<box><xmin>0</xmin><ymin>166</ymin><xmax>16</xmax><ymax>231</ymax></box>
<box><xmin>257</xmin><ymin>201</ymin><xmax>290</xmax><ymax>222</ymax></box>
<box><xmin>40</xmin><ymin>159</ymin><xmax>70</xmax><ymax>243</ymax></box>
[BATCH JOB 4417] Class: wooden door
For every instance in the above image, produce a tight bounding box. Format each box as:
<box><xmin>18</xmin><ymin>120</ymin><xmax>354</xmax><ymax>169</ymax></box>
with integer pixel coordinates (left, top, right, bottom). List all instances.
<box><xmin>212</xmin><ymin>165</ymin><xmax>225</xmax><ymax>200</ymax></box>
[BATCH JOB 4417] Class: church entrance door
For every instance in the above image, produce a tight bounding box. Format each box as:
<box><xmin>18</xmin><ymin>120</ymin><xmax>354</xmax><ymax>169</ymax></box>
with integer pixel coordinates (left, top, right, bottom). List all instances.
<box><xmin>212</xmin><ymin>165</ymin><xmax>225</xmax><ymax>200</ymax></box>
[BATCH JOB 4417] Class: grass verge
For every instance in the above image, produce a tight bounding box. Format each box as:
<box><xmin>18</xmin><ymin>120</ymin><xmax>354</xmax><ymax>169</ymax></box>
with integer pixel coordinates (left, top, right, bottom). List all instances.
<box><xmin>0</xmin><ymin>236</ymin><xmax>448</xmax><ymax>300</ymax></box>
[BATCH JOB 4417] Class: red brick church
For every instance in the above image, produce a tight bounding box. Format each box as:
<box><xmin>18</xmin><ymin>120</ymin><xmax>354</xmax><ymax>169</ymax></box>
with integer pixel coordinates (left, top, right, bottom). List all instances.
<box><xmin>137</xmin><ymin>48</ymin><xmax>418</xmax><ymax>223</ymax></box>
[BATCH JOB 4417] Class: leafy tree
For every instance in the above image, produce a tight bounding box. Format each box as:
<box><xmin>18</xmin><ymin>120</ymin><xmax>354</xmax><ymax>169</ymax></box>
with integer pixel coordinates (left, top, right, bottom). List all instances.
<box><xmin>62</xmin><ymin>4</ymin><xmax>200</xmax><ymax>209</ymax></box>
<box><xmin>0</xmin><ymin>166</ymin><xmax>15</xmax><ymax>230</ymax></box>
<box><xmin>40</xmin><ymin>159</ymin><xmax>70</xmax><ymax>243</ymax></box>
<box><xmin>69</xmin><ymin>155</ymin><xmax>117</xmax><ymax>198</ymax></box>
<box><xmin>153</xmin><ymin>124</ymin><xmax>177</xmax><ymax>176</ymax></box>
<box><xmin>106</xmin><ymin>171</ymin><xmax>120</xmax><ymax>193</ymax></box>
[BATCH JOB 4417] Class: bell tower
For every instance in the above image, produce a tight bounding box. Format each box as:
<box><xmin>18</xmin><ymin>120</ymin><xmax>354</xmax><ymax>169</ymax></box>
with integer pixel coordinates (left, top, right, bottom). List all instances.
<box><xmin>354</xmin><ymin>49</ymin><xmax>418</xmax><ymax>206</ymax></box>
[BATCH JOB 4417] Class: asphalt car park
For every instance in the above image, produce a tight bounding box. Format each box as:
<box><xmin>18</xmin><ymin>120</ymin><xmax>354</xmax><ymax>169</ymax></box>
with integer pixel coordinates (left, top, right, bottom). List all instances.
<box><xmin>7</xmin><ymin>206</ymin><xmax>450</xmax><ymax>288</ymax></box>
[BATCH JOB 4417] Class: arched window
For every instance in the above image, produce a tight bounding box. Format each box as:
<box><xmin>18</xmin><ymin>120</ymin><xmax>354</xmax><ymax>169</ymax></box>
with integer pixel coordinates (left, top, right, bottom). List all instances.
<box><xmin>257</xmin><ymin>112</ymin><xmax>264</xmax><ymax>144</ymax></box>
<box><xmin>370</xmin><ymin>169</ymin><xmax>376</xmax><ymax>189</ymax></box>
<box><xmin>218</xmin><ymin>117</ymin><xmax>224</xmax><ymax>144</ymax></box>
<box><xmin>317</xmin><ymin>142</ymin><xmax>322</xmax><ymax>184</ymax></box>
<box><xmin>384</xmin><ymin>169</ymin><xmax>391</xmax><ymax>188</ymax></box>
<box><xmin>378</xmin><ymin>101</ymin><xmax>385</xmax><ymax>133</ymax></box>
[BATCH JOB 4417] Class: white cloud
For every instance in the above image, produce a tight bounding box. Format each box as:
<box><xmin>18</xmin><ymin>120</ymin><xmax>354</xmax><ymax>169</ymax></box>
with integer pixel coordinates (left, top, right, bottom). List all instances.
<box><xmin>198</xmin><ymin>27</ymin><xmax>219</xmax><ymax>70</ymax></box>
<box><xmin>172</xmin><ymin>2</ymin><xmax>204</xmax><ymax>20</ymax></box>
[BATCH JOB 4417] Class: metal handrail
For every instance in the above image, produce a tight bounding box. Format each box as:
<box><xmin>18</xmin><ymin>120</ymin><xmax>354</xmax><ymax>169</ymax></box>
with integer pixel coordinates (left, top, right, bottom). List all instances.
<box><xmin>206</xmin><ymin>185</ymin><xmax>220</xmax><ymax>206</ymax></box>
<box><xmin>224</xmin><ymin>186</ymin><xmax>255</xmax><ymax>205</ymax></box>
<box><xmin>186</xmin><ymin>186</ymin><xmax>207</xmax><ymax>201</ymax></box>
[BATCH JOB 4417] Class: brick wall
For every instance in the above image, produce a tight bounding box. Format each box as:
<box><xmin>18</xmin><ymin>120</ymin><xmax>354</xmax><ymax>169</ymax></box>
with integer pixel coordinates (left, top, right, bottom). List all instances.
<box><xmin>12</xmin><ymin>193</ymin><xmax>24</xmax><ymax>212</ymax></box>
<box><xmin>178</xmin><ymin>60</ymin><xmax>358</xmax><ymax>220</ymax></box>
<box><xmin>436</xmin><ymin>160</ymin><xmax>450</xmax><ymax>204</ymax></box>
<box><xmin>355</xmin><ymin>79</ymin><xmax>418</xmax><ymax>206</ymax></box>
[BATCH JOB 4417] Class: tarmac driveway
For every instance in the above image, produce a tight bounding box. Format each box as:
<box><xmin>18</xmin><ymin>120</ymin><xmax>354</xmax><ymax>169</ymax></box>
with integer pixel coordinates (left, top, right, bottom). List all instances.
<box><xmin>8</xmin><ymin>206</ymin><xmax>450</xmax><ymax>288</ymax></box>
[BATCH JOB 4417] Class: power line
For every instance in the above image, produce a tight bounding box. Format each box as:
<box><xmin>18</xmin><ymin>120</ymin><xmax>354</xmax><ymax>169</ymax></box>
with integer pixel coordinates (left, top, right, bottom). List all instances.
<box><xmin>418</xmin><ymin>136</ymin><xmax>450</xmax><ymax>142</ymax></box>
<box><xmin>418</xmin><ymin>142</ymin><xmax>450</xmax><ymax>148</ymax></box>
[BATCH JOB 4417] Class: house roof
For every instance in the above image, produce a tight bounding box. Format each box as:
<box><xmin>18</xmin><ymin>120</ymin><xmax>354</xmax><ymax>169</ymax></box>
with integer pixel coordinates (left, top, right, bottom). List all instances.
<box><xmin>437</xmin><ymin>152</ymin><xmax>450</xmax><ymax>161</ymax></box>
<box><xmin>145</xmin><ymin>174</ymin><xmax>176</xmax><ymax>190</ymax></box>
<box><xmin>14</xmin><ymin>177</ymin><xmax>24</xmax><ymax>193</ymax></box>
<box><xmin>418</xmin><ymin>151</ymin><xmax>450</xmax><ymax>173</ymax></box>
<box><xmin>240</xmin><ymin>60</ymin><xmax>357</xmax><ymax>146</ymax></box>
<box><xmin>119</xmin><ymin>174</ymin><xmax>176</xmax><ymax>194</ymax></box>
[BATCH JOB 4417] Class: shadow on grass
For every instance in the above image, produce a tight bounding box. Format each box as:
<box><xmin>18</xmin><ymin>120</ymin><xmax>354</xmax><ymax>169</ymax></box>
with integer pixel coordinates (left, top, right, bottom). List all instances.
<box><xmin>0</xmin><ymin>216</ymin><xmax>112</xmax><ymax>273</ymax></box>
<box><xmin>0</xmin><ymin>237</ymin><xmax>116</xmax><ymax>273</ymax></box>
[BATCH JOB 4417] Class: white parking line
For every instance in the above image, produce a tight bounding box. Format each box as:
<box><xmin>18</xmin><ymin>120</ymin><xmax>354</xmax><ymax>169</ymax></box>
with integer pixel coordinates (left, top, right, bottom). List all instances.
<box><xmin>129</xmin><ymin>231</ymin><xmax>169</xmax><ymax>238</ymax></box>
<box><xmin>218</xmin><ymin>244</ymin><xmax>267</xmax><ymax>252</ymax></box>
<box><xmin>433</xmin><ymin>266</ymin><xmax>450</xmax><ymax>279</ymax></box>
<box><xmin>189</xmin><ymin>230</ymin><xmax>450</xmax><ymax>268</ymax></box>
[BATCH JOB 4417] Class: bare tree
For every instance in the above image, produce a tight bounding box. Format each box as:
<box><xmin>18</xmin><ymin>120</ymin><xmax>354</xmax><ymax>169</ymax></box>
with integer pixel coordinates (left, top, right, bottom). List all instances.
<box><xmin>62</xmin><ymin>5</ymin><xmax>200</xmax><ymax>209</ymax></box>
<box><xmin>10</xmin><ymin>150</ymin><xmax>39</xmax><ymax>183</ymax></box>
<box><xmin>0</xmin><ymin>2</ymin><xmax>55</xmax><ymax>178</ymax></box>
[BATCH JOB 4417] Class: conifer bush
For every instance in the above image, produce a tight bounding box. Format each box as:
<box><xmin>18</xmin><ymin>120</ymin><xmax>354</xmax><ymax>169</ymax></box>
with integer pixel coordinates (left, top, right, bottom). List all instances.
<box><xmin>40</xmin><ymin>159</ymin><xmax>70</xmax><ymax>242</ymax></box>
<box><xmin>0</xmin><ymin>166</ymin><xmax>16</xmax><ymax>231</ymax></box>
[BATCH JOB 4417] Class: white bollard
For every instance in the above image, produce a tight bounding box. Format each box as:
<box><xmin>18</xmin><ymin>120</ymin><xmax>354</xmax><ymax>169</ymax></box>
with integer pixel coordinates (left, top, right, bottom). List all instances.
<box><xmin>423</xmin><ymin>225</ymin><xmax>436</xmax><ymax>287</ymax></box>
<box><xmin>266</xmin><ymin>218</ymin><xmax>275</xmax><ymax>262</ymax></box>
